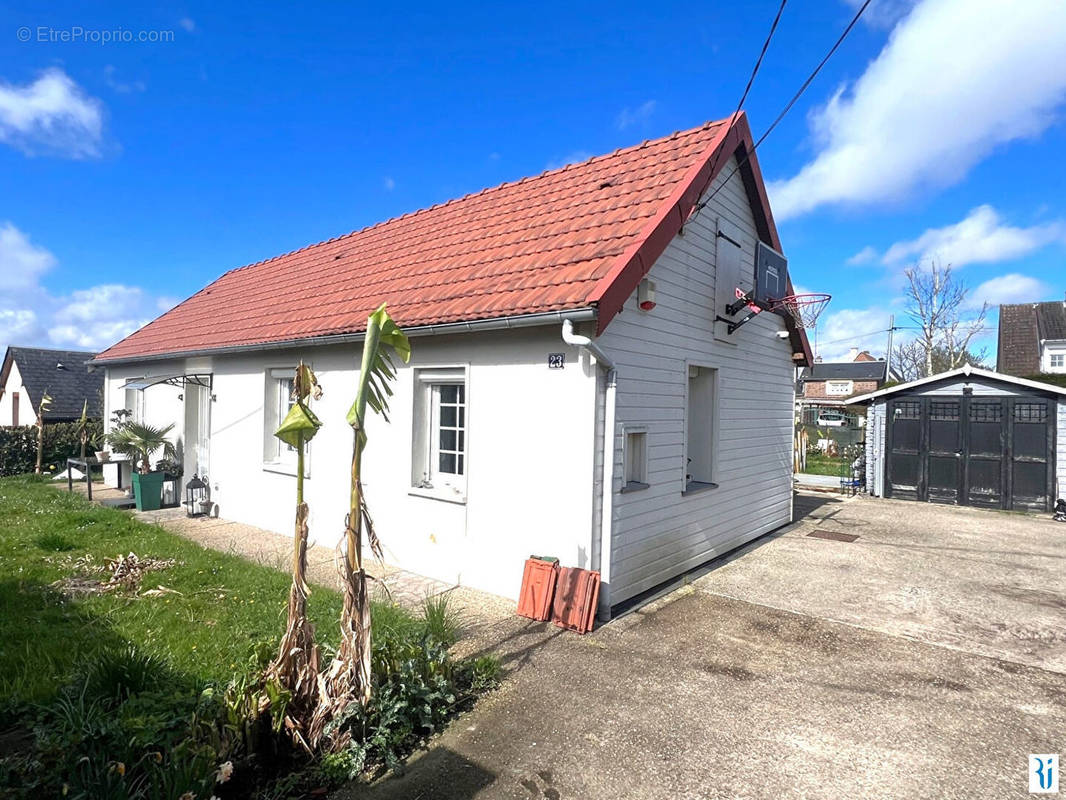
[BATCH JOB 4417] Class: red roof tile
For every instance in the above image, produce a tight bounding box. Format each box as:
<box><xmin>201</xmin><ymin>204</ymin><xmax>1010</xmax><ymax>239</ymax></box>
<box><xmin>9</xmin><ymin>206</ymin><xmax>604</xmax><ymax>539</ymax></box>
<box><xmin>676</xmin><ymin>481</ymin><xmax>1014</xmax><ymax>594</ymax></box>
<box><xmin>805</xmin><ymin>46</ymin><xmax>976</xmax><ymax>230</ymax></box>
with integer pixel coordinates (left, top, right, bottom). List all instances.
<box><xmin>97</xmin><ymin>113</ymin><xmax>809</xmax><ymax>363</ymax></box>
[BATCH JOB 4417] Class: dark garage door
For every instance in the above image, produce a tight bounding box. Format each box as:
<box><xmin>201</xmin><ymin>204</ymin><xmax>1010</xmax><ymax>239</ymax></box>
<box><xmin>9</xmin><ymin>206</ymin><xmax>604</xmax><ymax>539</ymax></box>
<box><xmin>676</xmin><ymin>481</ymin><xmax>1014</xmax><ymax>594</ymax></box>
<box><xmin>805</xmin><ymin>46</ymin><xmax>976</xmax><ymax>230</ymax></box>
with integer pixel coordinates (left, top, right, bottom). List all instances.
<box><xmin>885</xmin><ymin>395</ymin><xmax>1056</xmax><ymax>511</ymax></box>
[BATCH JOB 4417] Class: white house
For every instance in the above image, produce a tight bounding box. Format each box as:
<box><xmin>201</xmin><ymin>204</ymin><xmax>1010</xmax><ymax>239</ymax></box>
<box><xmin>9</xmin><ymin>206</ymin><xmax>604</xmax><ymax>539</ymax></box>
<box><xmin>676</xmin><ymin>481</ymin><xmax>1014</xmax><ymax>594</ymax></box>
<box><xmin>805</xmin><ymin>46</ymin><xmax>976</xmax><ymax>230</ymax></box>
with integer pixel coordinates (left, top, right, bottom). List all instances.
<box><xmin>94</xmin><ymin>113</ymin><xmax>812</xmax><ymax>613</ymax></box>
<box><xmin>0</xmin><ymin>347</ymin><xmax>103</xmax><ymax>426</ymax></box>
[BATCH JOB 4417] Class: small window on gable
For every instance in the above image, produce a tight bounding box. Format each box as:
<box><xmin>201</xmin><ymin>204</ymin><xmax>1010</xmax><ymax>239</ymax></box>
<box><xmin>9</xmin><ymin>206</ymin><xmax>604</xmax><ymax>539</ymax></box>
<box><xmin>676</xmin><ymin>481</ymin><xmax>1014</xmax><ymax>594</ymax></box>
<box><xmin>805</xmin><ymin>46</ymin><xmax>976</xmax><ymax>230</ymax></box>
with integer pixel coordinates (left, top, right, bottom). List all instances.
<box><xmin>685</xmin><ymin>365</ymin><xmax>717</xmax><ymax>493</ymax></box>
<box><xmin>12</xmin><ymin>391</ymin><xmax>18</xmax><ymax>426</ymax></box>
<box><xmin>622</xmin><ymin>426</ymin><xmax>648</xmax><ymax>491</ymax></box>
<box><xmin>412</xmin><ymin>368</ymin><xmax>467</xmax><ymax>498</ymax></box>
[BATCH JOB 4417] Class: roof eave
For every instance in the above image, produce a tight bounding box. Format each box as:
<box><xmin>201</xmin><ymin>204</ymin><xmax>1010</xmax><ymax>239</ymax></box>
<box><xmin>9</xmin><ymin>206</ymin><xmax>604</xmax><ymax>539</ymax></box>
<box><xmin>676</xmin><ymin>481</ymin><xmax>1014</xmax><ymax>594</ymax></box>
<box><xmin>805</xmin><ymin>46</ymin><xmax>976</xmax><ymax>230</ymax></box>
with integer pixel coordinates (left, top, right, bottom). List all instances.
<box><xmin>847</xmin><ymin>364</ymin><xmax>1066</xmax><ymax>405</ymax></box>
<box><xmin>92</xmin><ymin>307</ymin><xmax>599</xmax><ymax>366</ymax></box>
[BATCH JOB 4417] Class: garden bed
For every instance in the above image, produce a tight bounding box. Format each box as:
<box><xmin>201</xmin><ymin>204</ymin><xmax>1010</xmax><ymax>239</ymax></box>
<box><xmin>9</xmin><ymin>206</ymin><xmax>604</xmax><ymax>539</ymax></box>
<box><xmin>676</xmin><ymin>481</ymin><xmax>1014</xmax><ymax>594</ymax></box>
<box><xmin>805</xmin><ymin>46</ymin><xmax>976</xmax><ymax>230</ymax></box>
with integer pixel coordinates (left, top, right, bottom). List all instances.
<box><xmin>0</xmin><ymin>476</ymin><xmax>498</xmax><ymax>799</ymax></box>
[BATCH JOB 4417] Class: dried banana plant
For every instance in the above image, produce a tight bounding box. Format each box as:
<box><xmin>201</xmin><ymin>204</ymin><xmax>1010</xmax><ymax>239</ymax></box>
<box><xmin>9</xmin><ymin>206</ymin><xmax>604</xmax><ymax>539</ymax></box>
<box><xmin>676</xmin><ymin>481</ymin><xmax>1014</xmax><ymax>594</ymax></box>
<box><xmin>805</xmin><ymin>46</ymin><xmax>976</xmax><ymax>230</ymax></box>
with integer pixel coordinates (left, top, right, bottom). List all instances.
<box><xmin>313</xmin><ymin>304</ymin><xmax>409</xmax><ymax>750</ymax></box>
<box><xmin>268</xmin><ymin>362</ymin><xmax>324</xmax><ymax>751</ymax></box>
<box><xmin>34</xmin><ymin>392</ymin><xmax>53</xmax><ymax>474</ymax></box>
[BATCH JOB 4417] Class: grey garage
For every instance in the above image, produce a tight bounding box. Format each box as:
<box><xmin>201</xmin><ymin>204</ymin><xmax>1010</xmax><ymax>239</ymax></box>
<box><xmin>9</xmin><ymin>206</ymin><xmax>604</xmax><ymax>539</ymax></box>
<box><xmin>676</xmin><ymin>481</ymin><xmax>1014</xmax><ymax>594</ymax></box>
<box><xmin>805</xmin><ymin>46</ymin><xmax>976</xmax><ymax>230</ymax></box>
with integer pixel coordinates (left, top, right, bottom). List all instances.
<box><xmin>852</xmin><ymin>366</ymin><xmax>1065</xmax><ymax>511</ymax></box>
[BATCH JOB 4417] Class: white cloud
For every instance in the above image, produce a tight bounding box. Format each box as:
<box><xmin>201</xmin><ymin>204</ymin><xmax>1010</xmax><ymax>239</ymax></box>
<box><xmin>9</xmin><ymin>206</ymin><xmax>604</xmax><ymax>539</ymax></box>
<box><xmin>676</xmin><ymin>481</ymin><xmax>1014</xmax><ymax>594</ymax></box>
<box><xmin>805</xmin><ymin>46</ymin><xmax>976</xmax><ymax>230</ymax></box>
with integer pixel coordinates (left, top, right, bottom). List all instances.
<box><xmin>179</xmin><ymin>17</ymin><xmax>196</xmax><ymax>32</ymax></box>
<box><xmin>969</xmin><ymin>273</ymin><xmax>1050</xmax><ymax>309</ymax></box>
<box><xmin>881</xmin><ymin>205</ymin><xmax>1066</xmax><ymax>267</ymax></box>
<box><xmin>616</xmin><ymin>100</ymin><xmax>657</xmax><ymax>131</ymax></box>
<box><xmin>0</xmin><ymin>222</ymin><xmax>170</xmax><ymax>352</ymax></box>
<box><xmin>769</xmin><ymin>0</ymin><xmax>1066</xmax><ymax>220</ymax></box>
<box><xmin>383</xmin><ymin>176</ymin><xmax>395</xmax><ymax>191</ymax></box>
<box><xmin>844</xmin><ymin>0</ymin><xmax>918</xmax><ymax>29</ymax></box>
<box><xmin>0</xmin><ymin>309</ymin><xmax>41</xmax><ymax>345</ymax></box>
<box><xmin>545</xmin><ymin>150</ymin><xmax>593</xmax><ymax>170</ymax></box>
<box><xmin>846</xmin><ymin>245</ymin><xmax>878</xmax><ymax>265</ymax></box>
<box><xmin>104</xmin><ymin>65</ymin><xmax>146</xmax><ymax>94</ymax></box>
<box><xmin>0</xmin><ymin>222</ymin><xmax>57</xmax><ymax>290</ymax></box>
<box><xmin>0</xmin><ymin>68</ymin><xmax>105</xmax><ymax>158</ymax></box>
<box><xmin>813</xmin><ymin>305</ymin><xmax>894</xmax><ymax>362</ymax></box>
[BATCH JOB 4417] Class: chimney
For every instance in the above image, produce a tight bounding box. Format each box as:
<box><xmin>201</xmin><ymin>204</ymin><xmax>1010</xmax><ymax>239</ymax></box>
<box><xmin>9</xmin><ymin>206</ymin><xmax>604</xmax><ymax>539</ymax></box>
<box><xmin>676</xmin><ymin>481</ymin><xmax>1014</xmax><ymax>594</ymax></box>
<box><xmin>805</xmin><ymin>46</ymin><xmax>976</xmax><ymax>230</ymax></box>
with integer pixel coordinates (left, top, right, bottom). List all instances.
<box><xmin>848</xmin><ymin>347</ymin><xmax>859</xmax><ymax>361</ymax></box>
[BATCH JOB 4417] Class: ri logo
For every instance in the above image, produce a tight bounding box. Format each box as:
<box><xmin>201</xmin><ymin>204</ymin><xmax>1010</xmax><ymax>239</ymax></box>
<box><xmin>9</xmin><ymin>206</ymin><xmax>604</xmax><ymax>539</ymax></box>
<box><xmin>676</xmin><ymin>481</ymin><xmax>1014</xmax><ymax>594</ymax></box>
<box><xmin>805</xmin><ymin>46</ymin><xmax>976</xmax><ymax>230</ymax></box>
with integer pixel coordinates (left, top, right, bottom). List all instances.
<box><xmin>1030</xmin><ymin>754</ymin><xmax>1059</xmax><ymax>794</ymax></box>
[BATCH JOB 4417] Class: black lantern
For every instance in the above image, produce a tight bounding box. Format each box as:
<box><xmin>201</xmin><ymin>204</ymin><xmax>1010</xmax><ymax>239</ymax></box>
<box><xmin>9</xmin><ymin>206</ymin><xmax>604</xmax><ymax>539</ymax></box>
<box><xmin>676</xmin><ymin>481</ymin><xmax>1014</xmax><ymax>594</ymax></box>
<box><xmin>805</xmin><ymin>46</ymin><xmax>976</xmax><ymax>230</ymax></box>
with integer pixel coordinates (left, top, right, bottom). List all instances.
<box><xmin>184</xmin><ymin>474</ymin><xmax>210</xmax><ymax>517</ymax></box>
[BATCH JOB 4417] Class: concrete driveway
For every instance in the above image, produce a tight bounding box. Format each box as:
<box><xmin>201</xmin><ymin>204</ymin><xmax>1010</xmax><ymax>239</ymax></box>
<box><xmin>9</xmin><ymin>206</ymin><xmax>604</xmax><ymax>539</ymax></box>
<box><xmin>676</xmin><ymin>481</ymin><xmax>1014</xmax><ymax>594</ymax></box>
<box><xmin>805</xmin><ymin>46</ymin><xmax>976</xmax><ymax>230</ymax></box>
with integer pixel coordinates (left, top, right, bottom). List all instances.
<box><xmin>339</xmin><ymin>494</ymin><xmax>1066</xmax><ymax>800</ymax></box>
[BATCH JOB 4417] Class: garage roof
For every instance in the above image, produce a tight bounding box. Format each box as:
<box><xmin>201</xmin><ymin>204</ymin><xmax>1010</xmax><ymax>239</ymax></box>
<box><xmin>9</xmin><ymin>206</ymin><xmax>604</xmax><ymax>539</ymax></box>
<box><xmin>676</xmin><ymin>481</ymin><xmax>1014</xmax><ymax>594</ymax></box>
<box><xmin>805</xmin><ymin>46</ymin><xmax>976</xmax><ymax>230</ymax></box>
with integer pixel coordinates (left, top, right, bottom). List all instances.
<box><xmin>848</xmin><ymin>364</ymin><xmax>1066</xmax><ymax>405</ymax></box>
<box><xmin>94</xmin><ymin>112</ymin><xmax>811</xmax><ymax>365</ymax></box>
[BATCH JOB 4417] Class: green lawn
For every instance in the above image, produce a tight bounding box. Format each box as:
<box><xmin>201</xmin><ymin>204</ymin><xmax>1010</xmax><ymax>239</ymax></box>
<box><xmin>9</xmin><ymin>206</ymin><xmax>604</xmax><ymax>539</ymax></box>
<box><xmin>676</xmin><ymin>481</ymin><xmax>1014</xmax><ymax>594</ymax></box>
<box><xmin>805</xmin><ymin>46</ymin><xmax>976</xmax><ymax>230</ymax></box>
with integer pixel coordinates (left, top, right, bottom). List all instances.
<box><xmin>800</xmin><ymin>452</ymin><xmax>846</xmax><ymax>477</ymax></box>
<box><xmin>0</xmin><ymin>475</ymin><xmax>345</xmax><ymax>706</ymax></box>
<box><xmin>0</xmin><ymin>475</ymin><xmax>496</xmax><ymax>798</ymax></box>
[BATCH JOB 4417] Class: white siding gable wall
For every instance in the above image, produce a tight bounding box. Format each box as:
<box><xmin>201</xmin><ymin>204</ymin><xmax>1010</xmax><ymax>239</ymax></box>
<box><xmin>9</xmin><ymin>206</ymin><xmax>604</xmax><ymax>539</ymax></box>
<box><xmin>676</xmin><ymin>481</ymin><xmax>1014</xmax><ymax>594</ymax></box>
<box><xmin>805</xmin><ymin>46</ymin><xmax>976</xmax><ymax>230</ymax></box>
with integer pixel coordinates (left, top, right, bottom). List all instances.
<box><xmin>599</xmin><ymin>157</ymin><xmax>796</xmax><ymax>606</ymax></box>
<box><xmin>0</xmin><ymin>361</ymin><xmax>27</xmax><ymax>426</ymax></box>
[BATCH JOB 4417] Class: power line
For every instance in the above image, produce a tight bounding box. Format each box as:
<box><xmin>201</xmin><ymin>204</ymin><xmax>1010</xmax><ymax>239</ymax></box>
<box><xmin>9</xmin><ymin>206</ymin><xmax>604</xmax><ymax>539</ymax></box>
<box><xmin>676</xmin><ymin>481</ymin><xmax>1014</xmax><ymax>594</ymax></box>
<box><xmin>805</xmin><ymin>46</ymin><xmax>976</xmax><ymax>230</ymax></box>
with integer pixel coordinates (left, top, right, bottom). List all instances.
<box><xmin>691</xmin><ymin>0</ymin><xmax>872</xmax><ymax>220</ymax></box>
<box><xmin>700</xmin><ymin>0</ymin><xmax>789</xmax><ymax>207</ymax></box>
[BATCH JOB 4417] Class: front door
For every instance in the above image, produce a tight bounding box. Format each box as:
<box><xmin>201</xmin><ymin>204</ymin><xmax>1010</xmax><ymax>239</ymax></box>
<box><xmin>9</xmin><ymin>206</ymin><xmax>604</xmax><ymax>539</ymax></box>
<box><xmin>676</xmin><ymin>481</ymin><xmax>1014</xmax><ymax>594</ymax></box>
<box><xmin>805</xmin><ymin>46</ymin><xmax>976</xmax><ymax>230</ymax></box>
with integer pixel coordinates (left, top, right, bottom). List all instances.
<box><xmin>183</xmin><ymin>382</ymin><xmax>211</xmax><ymax>480</ymax></box>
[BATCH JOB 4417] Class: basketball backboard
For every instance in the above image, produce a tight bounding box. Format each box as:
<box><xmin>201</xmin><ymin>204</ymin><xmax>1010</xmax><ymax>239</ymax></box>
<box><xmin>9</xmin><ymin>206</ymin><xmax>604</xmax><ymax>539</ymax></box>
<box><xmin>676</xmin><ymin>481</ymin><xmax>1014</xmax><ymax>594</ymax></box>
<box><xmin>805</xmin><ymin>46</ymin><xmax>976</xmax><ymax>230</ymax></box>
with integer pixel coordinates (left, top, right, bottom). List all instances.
<box><xmin>753</xmin><ymin>242</ymin><xmax>788</xmax><ymax>306</ymax></box>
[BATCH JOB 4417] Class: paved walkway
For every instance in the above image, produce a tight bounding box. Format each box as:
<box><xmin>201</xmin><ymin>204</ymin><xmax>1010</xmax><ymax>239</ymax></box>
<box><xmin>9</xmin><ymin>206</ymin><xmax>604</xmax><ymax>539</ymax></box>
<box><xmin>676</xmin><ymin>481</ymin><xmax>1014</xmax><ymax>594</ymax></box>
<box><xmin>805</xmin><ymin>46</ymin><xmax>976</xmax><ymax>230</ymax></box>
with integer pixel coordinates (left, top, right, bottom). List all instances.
<box><xmin>335</xmin><ymin>492</ymin><xmax>1066</xmax><ymax>799</ymax></box>
<box><xmin>64</xmin><ymin>482</ymin><xmax>517</xmax><ymax>646</ymax></box>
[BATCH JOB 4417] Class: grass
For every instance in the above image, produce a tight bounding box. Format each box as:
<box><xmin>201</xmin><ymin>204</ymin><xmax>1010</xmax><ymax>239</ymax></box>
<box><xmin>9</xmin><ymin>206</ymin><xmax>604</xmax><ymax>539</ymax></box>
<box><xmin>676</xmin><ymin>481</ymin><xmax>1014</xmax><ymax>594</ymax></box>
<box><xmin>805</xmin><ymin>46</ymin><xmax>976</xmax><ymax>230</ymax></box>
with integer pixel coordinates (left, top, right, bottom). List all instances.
<box><xmin>800</xmin><ymin>452</ymin><xmax>846</xmax><ymax>477</ymax></box>
<box><xmin>0</xmin><ymin>475</ymin><xmax>500</xmax><ymax>798</ymax></box>
<box><xmin>0</xmin><ymin>474</ymin><xmax>348</xmax><ymax>706</ymax></box>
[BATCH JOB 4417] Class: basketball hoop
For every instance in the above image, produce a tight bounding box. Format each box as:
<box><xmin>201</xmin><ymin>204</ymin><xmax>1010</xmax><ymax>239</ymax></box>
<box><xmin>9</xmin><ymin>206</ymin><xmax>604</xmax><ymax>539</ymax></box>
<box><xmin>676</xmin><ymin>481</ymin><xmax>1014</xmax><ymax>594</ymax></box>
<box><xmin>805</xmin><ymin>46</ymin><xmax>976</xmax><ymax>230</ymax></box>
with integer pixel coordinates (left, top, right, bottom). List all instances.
<box><xmin>769</xmin><ymin>293</ymin><xmax>831</xmax><ymax>328</ymax></box>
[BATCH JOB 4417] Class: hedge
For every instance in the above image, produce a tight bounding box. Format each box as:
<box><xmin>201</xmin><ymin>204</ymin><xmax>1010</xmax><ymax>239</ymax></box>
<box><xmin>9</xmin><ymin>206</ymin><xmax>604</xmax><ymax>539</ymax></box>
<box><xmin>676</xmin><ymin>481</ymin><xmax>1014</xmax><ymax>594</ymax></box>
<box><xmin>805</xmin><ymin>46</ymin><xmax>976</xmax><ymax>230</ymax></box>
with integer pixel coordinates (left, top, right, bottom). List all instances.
<box><xmin>0</xmin><ymin>420</ymin><xmax>104</xmax><ymax>477</ymax></box>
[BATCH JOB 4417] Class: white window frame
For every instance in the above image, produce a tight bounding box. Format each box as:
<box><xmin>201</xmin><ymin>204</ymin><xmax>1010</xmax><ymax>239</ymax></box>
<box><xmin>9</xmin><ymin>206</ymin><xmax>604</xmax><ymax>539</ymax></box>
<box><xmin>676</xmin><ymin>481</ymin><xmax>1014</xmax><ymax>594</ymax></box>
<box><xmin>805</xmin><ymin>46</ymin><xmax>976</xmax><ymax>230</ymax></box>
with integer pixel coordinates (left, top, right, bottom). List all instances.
<box><xmin>683</xmin><ymin>363</ymin><xmax>719</xmax><ymax>495</ymax></box>
<box><xmin>825</xmin><ymin>379</ymin><xmax>854</xmax><ymax>397</ymax></box>
<box><xmin>124</xmin><ymin>378</ymin><xmax>144</xmax><ymax>423</ymax></box>
<box><xmin>621</xmin><ymin>425</ymin><xmax>649</xmax><ymax>492</ymax></box>
<box><xmin>263</xmin><ymin>368</ymin><xmax>306</xmax><ymax>475</ymax></box>
<box><xmin>411</xmin><ymin>366</ymin><xmax>468</xmax><ymax>502</ymax></box>
<box><xmin>1044</xmin><ymin>342</ymin><xmax>1066</xmax><ymax>373</ymax></box>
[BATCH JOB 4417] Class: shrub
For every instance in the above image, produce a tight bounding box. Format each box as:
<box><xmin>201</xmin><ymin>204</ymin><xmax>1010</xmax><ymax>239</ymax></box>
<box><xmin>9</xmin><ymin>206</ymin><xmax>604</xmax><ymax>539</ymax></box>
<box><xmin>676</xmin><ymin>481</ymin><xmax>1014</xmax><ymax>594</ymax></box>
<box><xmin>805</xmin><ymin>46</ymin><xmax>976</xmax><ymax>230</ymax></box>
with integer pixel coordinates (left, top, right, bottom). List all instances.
<box><xmin>0</xmin><ymin>420</ymin><xmax>104</xmax><ymax>477</ymax></box>
<box><xmin>421</xmin><ymin>592</ymin><xmax>462</xmax><ymax>647</ymax></box>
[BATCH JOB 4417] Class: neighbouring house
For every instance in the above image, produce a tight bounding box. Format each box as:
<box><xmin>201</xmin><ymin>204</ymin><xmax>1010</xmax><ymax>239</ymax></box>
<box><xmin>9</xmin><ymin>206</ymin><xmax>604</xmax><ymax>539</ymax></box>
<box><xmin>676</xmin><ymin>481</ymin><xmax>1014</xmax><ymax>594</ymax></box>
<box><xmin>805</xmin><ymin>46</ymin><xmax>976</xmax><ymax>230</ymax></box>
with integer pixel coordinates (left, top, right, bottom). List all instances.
<box><xmin>997</xmin><ymin>297</ymin><xmax>1066</xmax><ymax>377</ymax></box>
<box><xmin>851</xmin><ymin>365</ymin><xmax>1064</xmax><ymax>511</ymax></box>
<box><xmin>92</xmin><ymin>113</ymin><xmax>812</xmax><ymax>612</ymax></box>
<box><xmin>796</xmin><ymin>348</ymin><xmax>893</xmax><ymax>426</ymax></box>
<box><xmin>0</xmin><ymin>347</ymin><xmax>103</xmax><ymax>426</ymax></box>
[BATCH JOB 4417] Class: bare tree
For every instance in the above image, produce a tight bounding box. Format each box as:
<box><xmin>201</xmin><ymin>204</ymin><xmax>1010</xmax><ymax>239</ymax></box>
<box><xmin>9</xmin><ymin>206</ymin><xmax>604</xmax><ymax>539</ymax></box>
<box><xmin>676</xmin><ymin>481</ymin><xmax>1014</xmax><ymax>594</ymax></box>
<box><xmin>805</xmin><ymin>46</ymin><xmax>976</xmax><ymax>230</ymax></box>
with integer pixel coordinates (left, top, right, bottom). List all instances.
<box><xmin>892</xmin><ymin>341</ymin><xmax>990</xmax><ymax>382</ymax></box>
<box><xmin>901</xmin><ymin>260</ymin><xmax>988</xmax><ymax>377</ymax></box>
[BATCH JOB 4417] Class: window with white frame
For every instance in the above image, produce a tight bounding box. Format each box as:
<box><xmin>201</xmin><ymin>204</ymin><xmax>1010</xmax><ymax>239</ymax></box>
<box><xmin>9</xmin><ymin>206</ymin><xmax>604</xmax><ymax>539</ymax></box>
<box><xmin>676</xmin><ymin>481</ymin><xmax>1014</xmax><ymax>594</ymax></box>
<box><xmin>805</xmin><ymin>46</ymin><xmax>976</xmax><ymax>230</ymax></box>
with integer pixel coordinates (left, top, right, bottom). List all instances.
<box><xmin>623</xmin><ymin>426</ymin><xmax>648</xmax><ymax>491</ymax></box>
<box><xmin>1046</xmin><ymin>345</ymin><xmax>1066</xmax><ymax>372</ymax></box>
<box><xmin>264</xmin><ymin>369</ymin><xmax>298</xmax><ymax>467</ymax></box>
<box><xmin>825</xmin><ymin>379</ymin><xmax>854</xmax><ymax>396</ymax></box>
<box><xmin>685</xmin><ymin>365</ymin><xmax>717</xmax><ymax>492</ymax></box>
<box><xmin>124</xmin><ymin>380</ymin><xmax>144</xmax><ymax>422</ymax></box>
<box><xmin>412</xmin><ymin>368</ymin><xmax>467</xmax><ymax>496</ymax></box>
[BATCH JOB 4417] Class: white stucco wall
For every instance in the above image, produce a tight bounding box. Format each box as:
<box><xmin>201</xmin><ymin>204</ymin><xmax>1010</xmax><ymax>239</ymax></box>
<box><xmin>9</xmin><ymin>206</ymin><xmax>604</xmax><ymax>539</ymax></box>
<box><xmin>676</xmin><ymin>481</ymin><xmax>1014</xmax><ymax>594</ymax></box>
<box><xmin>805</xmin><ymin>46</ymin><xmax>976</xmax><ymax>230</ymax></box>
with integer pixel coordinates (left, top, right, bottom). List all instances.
<box><xmin>0</xmin><ymin>361</ymin><xmax>28</xmax><ymax>426</ymax></box>
<box><xmin>106</xmin><ymin>326</ymin><xmax>598</xmax><ymax>600</ymax></box>
<box><xmin>597</xmin><ymin>156</ymin><xmax>797</xmax><ymax>606</ymax></box>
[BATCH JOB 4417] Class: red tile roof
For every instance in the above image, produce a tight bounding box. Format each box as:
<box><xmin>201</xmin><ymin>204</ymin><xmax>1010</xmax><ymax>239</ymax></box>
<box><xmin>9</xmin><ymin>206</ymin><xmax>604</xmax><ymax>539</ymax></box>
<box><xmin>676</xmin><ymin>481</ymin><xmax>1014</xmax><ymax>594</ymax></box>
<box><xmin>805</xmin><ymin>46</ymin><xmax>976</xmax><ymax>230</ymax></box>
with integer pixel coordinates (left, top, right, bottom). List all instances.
<box><xmin>97</xmin><ymin>112</ymin><xmax>809</xmax><ymax>363</ymax></box>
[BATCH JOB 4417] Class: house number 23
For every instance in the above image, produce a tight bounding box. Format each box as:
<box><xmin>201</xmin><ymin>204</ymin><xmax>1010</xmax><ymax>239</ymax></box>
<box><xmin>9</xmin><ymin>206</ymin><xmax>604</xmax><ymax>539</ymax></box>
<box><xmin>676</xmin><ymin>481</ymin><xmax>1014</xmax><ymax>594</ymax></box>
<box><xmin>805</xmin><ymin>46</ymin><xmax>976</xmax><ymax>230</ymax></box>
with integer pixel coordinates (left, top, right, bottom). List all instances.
<box><xmin>548</xmin><ymin>353</ymin><xmax>565</xmax><ymax>369</ymax></box>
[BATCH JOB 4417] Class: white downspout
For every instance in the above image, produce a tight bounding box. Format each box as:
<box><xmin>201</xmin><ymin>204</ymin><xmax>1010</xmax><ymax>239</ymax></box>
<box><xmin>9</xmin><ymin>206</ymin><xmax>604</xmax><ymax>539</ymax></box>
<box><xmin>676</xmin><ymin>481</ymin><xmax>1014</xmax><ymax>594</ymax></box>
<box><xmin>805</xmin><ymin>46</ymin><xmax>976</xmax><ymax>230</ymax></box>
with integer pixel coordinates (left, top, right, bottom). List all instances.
<box><xmin>562</xmin><ymin>319</ymin><xmax>616</xmax><ymax>616</ymax></box>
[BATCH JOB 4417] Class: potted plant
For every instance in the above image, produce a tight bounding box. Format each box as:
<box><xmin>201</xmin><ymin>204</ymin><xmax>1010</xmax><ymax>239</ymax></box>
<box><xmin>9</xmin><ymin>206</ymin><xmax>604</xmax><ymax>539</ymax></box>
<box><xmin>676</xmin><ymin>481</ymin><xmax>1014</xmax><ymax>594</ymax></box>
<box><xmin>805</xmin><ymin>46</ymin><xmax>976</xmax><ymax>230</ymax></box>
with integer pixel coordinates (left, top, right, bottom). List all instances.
<box><xmin>107</xmin><ymin>422</ymin><xmax>178</xmax><ymax>511</ymax></box>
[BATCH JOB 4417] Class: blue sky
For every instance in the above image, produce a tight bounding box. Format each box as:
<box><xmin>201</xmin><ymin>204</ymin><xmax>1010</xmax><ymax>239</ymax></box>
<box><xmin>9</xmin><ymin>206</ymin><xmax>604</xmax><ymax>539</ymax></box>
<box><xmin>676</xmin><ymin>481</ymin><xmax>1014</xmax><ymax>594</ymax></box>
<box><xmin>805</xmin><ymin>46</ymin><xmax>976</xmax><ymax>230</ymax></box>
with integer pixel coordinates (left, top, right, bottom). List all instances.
<box><xmin>2</xmin><ymin>0</ymin><xmax>1065</xmax><ymax>361</ymax></box>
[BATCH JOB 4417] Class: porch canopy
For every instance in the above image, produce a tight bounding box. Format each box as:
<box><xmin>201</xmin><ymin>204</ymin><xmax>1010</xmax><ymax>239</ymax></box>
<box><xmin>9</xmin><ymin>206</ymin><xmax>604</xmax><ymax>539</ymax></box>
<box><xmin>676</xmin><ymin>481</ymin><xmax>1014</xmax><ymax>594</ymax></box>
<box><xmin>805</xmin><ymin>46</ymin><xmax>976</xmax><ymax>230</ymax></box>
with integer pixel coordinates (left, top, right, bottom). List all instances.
<box><xmin>121</xmin><ymin>373</ymin><xmax>212</xmax><ymax>391</ymax></box>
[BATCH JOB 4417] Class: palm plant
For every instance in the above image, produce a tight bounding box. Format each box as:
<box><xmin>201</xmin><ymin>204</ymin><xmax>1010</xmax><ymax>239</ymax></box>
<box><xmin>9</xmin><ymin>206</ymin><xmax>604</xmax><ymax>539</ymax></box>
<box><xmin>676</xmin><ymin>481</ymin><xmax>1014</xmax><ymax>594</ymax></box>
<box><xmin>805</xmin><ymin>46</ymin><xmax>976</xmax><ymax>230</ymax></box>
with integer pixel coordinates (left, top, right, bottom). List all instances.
<box><xmin>313</xmin><ymin>304</ymin><xmax>409</xmax><ymax>749</ymax></box>
<box><xmin>107</xmin><ymin>422</ymin><xmax>177</xmax><ymax>474</ymax></box>
<box><xmin>268</xmin><ymin>362</ymin><xmax>323</xmax><ymax>750</ymax></box>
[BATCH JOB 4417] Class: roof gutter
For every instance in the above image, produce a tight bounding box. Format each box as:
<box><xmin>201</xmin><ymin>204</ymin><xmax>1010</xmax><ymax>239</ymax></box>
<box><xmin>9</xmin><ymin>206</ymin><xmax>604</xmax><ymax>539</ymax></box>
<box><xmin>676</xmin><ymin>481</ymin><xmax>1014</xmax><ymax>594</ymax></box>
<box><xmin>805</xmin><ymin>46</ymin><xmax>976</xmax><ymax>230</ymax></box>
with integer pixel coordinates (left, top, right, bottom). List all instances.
<box><xmin>92</xmin><ymin>307</ymin><xmax>599</xmax><ymax>366</ymax></box>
